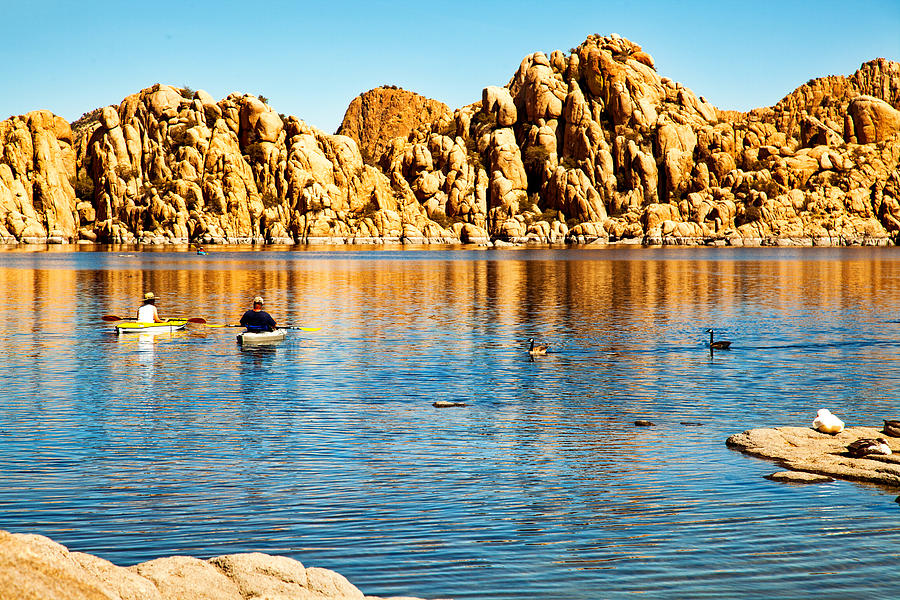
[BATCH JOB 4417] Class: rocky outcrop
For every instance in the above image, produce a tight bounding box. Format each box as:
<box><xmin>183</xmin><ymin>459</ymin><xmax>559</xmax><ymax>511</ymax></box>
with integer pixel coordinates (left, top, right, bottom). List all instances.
<box><xmin>726</xmin><ymin>425</ymin><xmax>900</xmax><ymax>486</ymax></box>
<box><xmin>337</xmin><ymin>87</ymin><xmax>451</xmax><ymax>165</ymax></box>
<box><xmin>0</xmin><ymin>529</ymin><xmax>437</xmax><ymax>600</ymax></box>
<box><xmin>0</xmin><ymin>111</ymin><xmax>77</xmax><ymax>242</ymax></box>
<box><xmin>769</xmin><ymin>58</ymin><xmax>900</xmax><ymax>142</ymax></box>
<box><xmin>1</xmin><ymin>35</ymin><xmax>899</xmax><ymax>246</ymax></box>
<box><xmin>65</xmin><ymin>84</ymin><xmax>455</xmax><ymax>244</ymax></box>
<box><xmin>376</xmin><ymin>35</ymin><xmax>900</xmax><ymax>245</ymax></box>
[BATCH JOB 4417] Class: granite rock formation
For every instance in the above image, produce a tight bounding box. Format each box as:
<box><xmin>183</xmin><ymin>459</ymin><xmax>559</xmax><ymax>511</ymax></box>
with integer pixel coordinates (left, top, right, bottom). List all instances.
<box><xmin>377</xmin><ymin>36</ymin><xmax>900</xmax><ymax>245</ymax></box>
<box><xmin>65</xmin><ymin>84</ymin><xmax>455</xmax><ymax>244</ymax></box>
<box><xmin>0</xmin><ymin>111</ymin><xmax>77</xmax><ymax>242</ymax></box>
<box><xmin>0</xmin><ymin>529</ymin><xmax>436</xmax><ymax>600</ymax></box>
<box><xmin>337</xmin><ymin>86</ymin><xmax>451</xmax><ymax>165</ymax></box>
<box><xmin>726</xmin><ymin>425</ymin><xmax>900</xmax><ymax>486</ymax></box>
<box><xmin>1</xmin><ymin>35</ymin><xmax>899</xmax><ymax>246</ymax></box>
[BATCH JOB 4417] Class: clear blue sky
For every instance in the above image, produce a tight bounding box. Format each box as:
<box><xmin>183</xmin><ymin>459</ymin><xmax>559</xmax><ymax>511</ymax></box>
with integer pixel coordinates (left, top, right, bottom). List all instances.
<box><xmin>4</xmin><ymin>0</ymin><xmax>898</xmax><ymax>133</ymax></box>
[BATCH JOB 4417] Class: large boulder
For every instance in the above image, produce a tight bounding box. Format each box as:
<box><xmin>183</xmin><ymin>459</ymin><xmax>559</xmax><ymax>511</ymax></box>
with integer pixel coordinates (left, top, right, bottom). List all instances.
<box><xmin>337</xmin><ymin>87</ymin><xmax>450</xmax><ymax>164</ymax></box>
<box><xmin>0</xmin><ymin>529</ymin><xmax>436</xmax><ymax>600</ymax></box>
<box><xmin>847</xmin><ymin>95</ymin><xmax>900</xmax><ymax>143</ymax></box>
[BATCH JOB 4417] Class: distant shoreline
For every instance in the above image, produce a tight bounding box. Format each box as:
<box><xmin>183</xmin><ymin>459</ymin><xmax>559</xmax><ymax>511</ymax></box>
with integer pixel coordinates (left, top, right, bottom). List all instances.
<box><xmin>0</xmin><ymin>234</ymin><xmax>896</xmax><ymax>248</ymax></box>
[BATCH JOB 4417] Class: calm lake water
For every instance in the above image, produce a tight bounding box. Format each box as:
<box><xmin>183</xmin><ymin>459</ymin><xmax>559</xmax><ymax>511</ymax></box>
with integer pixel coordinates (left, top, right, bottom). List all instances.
<box><xmin>1</xmin><ymin>245</ymin><xmax>900</xmax><ymax>599</ymax></box>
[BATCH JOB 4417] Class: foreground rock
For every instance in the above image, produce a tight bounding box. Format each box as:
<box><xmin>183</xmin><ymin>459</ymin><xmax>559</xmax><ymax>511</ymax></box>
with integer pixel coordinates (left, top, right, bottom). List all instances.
<box><xmin>0</xmin><ymin>529</ymin><xmax>437</xmax><ymax>600</ymax></box>
<box><xmin>726</xmin><ymin>425</ymin><xmax>900</xmax><ymax>485</ymax></box>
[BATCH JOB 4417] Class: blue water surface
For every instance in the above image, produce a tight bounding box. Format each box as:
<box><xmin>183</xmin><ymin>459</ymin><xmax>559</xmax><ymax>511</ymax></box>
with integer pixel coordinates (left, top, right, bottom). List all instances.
<box><xmin>0</xmin><ymin>245</ymin><xmax>899</xmax><ymax>599</ymax></box>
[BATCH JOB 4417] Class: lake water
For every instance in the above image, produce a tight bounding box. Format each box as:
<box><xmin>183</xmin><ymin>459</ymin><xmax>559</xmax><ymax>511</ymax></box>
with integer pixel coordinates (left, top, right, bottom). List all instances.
<box><xmin>1</xmin><ymin>245</ymin><xmax>899</xmax><ymax>599</ymax></box>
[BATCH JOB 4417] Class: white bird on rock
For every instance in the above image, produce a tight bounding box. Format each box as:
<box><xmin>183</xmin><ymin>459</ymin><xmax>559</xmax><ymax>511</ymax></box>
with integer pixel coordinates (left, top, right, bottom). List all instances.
<box><xmin>812</xmin><ymin>408</ymin><xmax>845</xmax><ymax>434</ymax></box>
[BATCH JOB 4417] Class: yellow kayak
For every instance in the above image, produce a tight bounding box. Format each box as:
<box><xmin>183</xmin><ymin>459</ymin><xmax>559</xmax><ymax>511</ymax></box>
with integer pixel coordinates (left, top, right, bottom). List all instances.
<box><xmin>115</xmin><ymin>320</ymin><xmax>187</xmax><ymax>335</ymax></box>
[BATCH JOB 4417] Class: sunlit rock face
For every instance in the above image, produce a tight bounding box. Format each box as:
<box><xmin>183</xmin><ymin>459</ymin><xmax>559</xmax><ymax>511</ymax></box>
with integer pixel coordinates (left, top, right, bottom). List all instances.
<box><xmin>337</xmin><ymin>85</ymin><xmax>451</xmax><ymax>165</ymax></box>
<box><xmin>376</xmin><ymin>36</ymin><xmax>900</xmax><ymax>246</ymax></box>
<box><xmin>1</xmin><ymin>38</ymin><xmax>899</xmax><ymax>246</ymax></box>
<box><xmin>0</xmin><ymin>111</ymin><xmax>77</xmax><ymax>242</ymax></box>
<box><xmin>64</xmin><ymin>84</ymin><xmax>451</xmax><ymax>245</ymax></box>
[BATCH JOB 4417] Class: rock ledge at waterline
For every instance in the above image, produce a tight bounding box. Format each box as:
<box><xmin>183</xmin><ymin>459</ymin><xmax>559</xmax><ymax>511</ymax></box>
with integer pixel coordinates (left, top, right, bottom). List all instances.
<box><xmin>0</xmin><ymin>529</ymin><xmax>441</xmax><ymax>600</ymax></box>
<box><xmin>726</xmin><ymin>426</ymin><xmax>900</xmax><ymax>485</ymax></box>
<box><xmin>1</xmin><ymin>34</ymin><xmax>899</xmax><ymax>247</ymax></box>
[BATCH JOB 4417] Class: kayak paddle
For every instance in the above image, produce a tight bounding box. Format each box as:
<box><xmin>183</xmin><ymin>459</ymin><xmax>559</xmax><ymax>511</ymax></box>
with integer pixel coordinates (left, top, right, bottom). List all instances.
<box><xmin>101</xmin><ymin>315</ymin><xmax>207</xmax><ymax>324</ymax></box>
<box><xmin>207</xmin><ymin>323</ymin><xmax>321</xmax><ymax>332</ymax></box>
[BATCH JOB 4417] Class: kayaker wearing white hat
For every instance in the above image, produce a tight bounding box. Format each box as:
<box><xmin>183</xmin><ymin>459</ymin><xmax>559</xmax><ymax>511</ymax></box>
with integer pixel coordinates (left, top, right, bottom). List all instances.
<box><xmin>136</xmin><ymin>292</ymin><xmax>167</xmax><ymax>323</ymax></box>
<box><xmin>239</xmin><ymin>296</ymin><xmax>277</xmax><ymax>332</ymax></box>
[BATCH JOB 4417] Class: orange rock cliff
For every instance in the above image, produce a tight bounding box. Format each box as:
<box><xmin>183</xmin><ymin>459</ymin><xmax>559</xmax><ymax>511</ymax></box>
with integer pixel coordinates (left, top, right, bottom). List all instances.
<box><xmin>1</xmin><ymin>34</ymin><xmax>898</xmax><ymax>246</ymax></box>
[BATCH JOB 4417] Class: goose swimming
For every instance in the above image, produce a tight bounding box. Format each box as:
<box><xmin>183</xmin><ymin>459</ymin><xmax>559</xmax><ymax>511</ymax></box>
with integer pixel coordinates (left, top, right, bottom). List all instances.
<box><xmin>847</xmin><ymin>437</ymin><xmax>892</xmax><ymax>458</ymax></box>
<box><xmin>812</xmin><ymin>408</ymin><xmax>844</xmax><ymax>434</ymax></box>
<box><xmin>706</xmin><ymin>328</ymin><xmax>731</xmax><ymax>349</ymax></box>
<box><xmin>528</xmin><ymin>338</ymin><xmax>550</xmax><ymax>355</ymax></box>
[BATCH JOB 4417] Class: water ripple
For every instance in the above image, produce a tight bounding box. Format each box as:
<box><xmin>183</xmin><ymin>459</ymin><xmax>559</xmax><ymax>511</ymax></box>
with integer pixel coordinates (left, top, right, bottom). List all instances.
<box><xmin>0</xmin><ymin>248</ymin><xmax>899</xmax><ymax>598</ymax></box>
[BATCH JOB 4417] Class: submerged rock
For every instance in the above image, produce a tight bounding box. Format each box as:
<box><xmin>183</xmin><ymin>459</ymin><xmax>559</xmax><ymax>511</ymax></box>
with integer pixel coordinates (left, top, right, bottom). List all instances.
<box><xmin>727</xmin><ymin>425</ymin><xmax>900</xmax><ymax>486</ymax></box>
<box><xmin>433</xmin><ymin>401</ymin><xmax>467</xmax><ymax>408</ymax></box>
<box><xmin>0</xmin><ymin>529</ymin><xmax>436</xmax><ymax>600</ymax></box>
<box><xmin>765</xmin><ymin>471</ymin><xmax>835</xmax><ymax>484</ymax></box>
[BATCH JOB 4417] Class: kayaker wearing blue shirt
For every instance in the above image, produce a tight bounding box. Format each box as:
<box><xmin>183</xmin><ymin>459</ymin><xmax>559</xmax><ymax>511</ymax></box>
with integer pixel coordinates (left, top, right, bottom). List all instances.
<box><xmin>137</xmin><ymin>292</ymin><xmax>166</xmax><ymax>322</ymax></box>
<box><xmin>240</xmin><ymin>296</ymin><xmax>277</xmax><ymax>332</ymax></box>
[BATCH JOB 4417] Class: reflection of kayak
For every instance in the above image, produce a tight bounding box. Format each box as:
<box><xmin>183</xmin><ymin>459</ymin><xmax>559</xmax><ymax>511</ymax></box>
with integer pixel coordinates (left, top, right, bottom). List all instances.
<box><xmin>116</xmin><ymin>320</ymin><xmax>187</xmax><ymax>334</ymax></box>
<box><xmin>237</xmin><ymin>329</ymin><xmax>286</xmax><ymax>346</ymax></box>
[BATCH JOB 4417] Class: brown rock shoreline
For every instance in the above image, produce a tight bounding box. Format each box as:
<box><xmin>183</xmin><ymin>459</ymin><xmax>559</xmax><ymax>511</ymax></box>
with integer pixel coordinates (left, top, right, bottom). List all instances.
<box><xmin>0</xmin><ymin>529</ymin><xmax>442</xmax><ymax>600</ymax></box>
<box><xmin>726</xmin><ymin>425</ymin><xmax>900</xmax><ymax>487</ymax></box>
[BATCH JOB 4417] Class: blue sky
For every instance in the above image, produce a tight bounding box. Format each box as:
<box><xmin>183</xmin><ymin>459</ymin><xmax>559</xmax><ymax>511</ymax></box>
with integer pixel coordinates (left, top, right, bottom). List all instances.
<box><xmin>4</xmin><ymin>0</ymin><xmax>898</xmax><ymax>133</ymax></box>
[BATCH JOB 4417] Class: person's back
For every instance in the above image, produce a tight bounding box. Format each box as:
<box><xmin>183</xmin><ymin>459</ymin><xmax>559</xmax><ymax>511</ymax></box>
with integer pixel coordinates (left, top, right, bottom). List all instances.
<box><xmin>137</xmin><ymin>292</ymin><xmax>163</xmax><ymax>322</ymax></box>
<box><xmin>137</xmin><ymin>304</ymin><xmax>157</xmax><ymax>322</ymax></box>
<box><xmin>240</xmin><ymin>296</ymin><xmax>277</xmax><ymax>331</ymax></box>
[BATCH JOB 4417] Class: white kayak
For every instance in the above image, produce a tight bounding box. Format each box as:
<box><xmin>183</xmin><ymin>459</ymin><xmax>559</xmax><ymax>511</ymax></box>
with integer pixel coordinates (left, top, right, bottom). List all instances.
<box><xmin>237</xmin><ymin>328</ymin><xmax>286</xmax><ymax>346</ymax></box>
<box><xmin>115</xmin><ymin>320</ymin><xmax>187</xmax><ymax>335</ymax></box>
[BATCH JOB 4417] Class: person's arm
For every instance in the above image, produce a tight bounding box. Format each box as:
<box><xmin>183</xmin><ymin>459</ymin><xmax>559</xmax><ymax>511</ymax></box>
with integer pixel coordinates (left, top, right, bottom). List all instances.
<box><xmin>267</xmin><ymin>313</ymin><xmax>277</xmax><ymax>331</ymax></box>
<box><xmin>239</xmin><ymin>311</ymin><xmax>249</xmax><ymax>327</ymax></box>
<box><xmin>153</xmin><ymin>306</ymin><xmax>163</xmax><ymax>323</ymax></box>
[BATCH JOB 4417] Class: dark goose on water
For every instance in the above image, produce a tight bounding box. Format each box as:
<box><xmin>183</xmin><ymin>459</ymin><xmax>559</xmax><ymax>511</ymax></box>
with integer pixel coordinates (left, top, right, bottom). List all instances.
<box><xmin>706</xmin><ymin>328</ymin><xmax>731</xmax><ymax>350</ymax></box>
<box><xmin>528</xmin><ymin>338</ymin><xmax>550</xmax><ymax>355</ymax></box>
